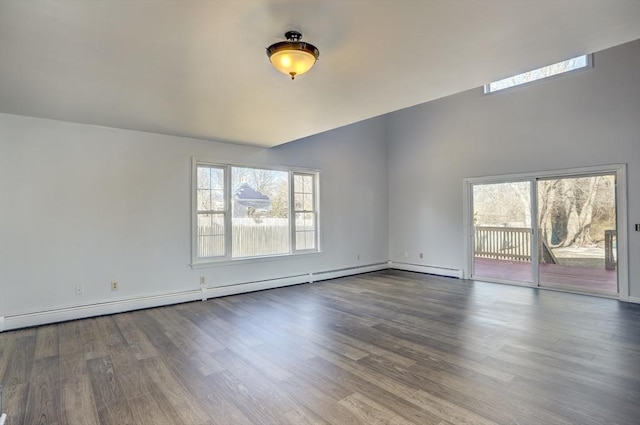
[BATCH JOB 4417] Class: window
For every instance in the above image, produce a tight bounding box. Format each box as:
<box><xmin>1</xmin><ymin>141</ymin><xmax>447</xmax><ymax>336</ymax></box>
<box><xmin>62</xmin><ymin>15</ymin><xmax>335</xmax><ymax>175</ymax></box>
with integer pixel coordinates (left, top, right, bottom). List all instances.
<box><xmin>293</xmin><ymin>173</ymin><xmax>317</xmax><ymax>251</ymax></box>
<box><xmin>193</xmin><ymin>161</ymin><xmax>318</xmax><ymax>263</ymax></box>
<box><xmin>484</xmin><ymin>54</ymin><xmax>590</xmax><ymax>94</ymax></box>
<box><xmin>196</xmin><ymin>166</ymin><xmax>226</xmax><ymax>257</ymax></box>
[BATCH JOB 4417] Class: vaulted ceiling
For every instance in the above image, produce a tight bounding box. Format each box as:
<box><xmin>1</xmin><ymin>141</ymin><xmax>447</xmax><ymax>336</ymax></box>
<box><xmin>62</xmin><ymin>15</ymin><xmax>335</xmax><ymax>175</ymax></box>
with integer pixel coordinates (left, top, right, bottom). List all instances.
<box><xmin>1</xmin><ymin>1</ymin><xmax>639</xmax><ymax>147</ymax></box>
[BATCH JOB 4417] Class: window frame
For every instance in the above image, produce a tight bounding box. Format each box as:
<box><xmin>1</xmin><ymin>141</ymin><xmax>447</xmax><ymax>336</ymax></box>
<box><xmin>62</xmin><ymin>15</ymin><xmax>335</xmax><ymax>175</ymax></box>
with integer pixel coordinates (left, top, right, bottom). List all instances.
<box><xmin>194</xmin><ymin>164</ymin><xmax>229</xmax><ymax>260</ymax></box>
<box><xmin>291</xmin><ymin>172</ymin><xmax>318</xmax><ymax>253</ymax></box>
<box><xmin>191</xmin><ymin>158</ymin><xmax>320</xmax><ymax>266</ymax></box>
<box><xmin>484</xmin><ymin>54</ymin><xmax>592</xmax><ymax>94</ymax></box>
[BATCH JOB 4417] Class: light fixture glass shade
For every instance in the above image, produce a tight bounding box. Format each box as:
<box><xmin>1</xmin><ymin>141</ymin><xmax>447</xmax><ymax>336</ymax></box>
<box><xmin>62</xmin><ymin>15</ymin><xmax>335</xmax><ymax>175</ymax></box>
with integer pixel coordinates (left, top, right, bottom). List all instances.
<box><xmin>266</xmin><ymin>31</ymin><xmax>319</xmax><ymax>80</ymax></box>
<box><xmin>269</xmin><ymin>48</ymin><xmax>317</xmax><ymax>79</ymax></box>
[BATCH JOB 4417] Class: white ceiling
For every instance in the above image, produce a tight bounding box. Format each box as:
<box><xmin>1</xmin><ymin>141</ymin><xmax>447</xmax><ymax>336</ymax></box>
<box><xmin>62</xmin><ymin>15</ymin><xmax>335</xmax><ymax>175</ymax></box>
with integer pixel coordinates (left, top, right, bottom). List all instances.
<box><xmin>1</xmin><ymin>1</ymin><xmax>639</xmax><ymax>148</ymax></box>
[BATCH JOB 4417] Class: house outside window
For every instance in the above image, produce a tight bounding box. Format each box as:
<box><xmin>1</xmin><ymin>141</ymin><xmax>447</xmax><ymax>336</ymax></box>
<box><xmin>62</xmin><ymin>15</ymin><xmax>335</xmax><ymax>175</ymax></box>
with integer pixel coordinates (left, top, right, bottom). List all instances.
<box><xmin>193</xmin><ymin>160</ymin><xmax>318</xmax><ymax>264</ymax></box>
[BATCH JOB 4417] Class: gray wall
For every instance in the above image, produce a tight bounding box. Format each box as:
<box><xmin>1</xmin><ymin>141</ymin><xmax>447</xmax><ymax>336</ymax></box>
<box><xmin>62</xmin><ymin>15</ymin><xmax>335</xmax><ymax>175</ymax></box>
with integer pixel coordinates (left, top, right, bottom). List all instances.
<box><xmin>0</xmin><ymin>113</ymin><xmax>389</xmax><ymax>322</ymax></box>
<box><xmin>387</xmin><ymin>39</ymin><xmax>640</xmax><ymax>298</ymax></box>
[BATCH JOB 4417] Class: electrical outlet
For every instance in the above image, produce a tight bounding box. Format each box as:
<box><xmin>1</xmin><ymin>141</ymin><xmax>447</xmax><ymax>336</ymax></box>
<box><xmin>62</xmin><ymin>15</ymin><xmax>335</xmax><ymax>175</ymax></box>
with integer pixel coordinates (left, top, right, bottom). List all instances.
<box><xmin>200</xmin><ymin>276</ymin><xmax>206</xmax><ymax>286</ymax></box>
<box><xmin>357</xmin><ymin>254</ymin><xmax>360</xmax><ymax>261</ymax></box>
<box><xmin>419</xmin><ymin>252</ymin><xmax>423</xmax><ymax>259</ymax></box>
<box><xmin>111</xmin><ymin>281</ymin><xmax>119</xmax><ymax>291</ymax></box>
<box><xmin>75</xmin><ymin>285</ymin><xmax>83</xmax><ymax>295</ymax></box>
<box><xmin>635</xmin><ymin>224</ymin><xmax>640</xmax><ymax>231</ymax></box>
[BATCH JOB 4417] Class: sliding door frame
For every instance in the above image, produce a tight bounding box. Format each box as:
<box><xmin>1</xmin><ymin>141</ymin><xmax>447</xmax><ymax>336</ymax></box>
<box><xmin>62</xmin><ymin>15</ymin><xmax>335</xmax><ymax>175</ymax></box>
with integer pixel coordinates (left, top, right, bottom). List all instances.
<box><xmin>462</xmin><ymin>164</ymin><xmax>628</xmax><ymax>300</ymax></box>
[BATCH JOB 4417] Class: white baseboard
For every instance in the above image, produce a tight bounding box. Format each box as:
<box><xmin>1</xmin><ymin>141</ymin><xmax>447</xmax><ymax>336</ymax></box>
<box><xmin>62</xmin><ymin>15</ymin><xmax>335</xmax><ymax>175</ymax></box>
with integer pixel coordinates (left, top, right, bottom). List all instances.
<box><xmin>312</xmin><ymin>262</ymin><xmax>389</xmax><ymax>281</ymax></box>
<box><xmin>203</xmin><ymin>262</ymin><xmax>388</xmax><ymax>299</ymax></box>
<box><xmin>388</xmin><ymin>261</ymin><xmax>463</xmax><ymax>279</ymax></box>
<box><xmin>0</xmin><ymin>263</ymin><xmax>389</xmax><ymax>332</ymax></box>
<box><xmin>2</xmin><ymin>262</ymin><xmax>628</xmax><ymax>331</ymax></box>
<box><xmin>2</xmin><ymin>290</ymin><xmax>202</xmax><ymax>332</ymax></box>
<box><xmin>203</xmin><ymin>274</ymin><xmax>311</xmax><ymax>300</ymax></box>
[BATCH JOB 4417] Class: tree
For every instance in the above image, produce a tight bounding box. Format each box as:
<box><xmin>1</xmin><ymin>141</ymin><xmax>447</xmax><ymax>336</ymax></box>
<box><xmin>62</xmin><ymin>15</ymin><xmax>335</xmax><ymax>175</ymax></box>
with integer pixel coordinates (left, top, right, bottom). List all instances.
<box><xmin>475</xmin><ymin>175</ymin><xmax>615</xmax><ymax>248</ymax></box>
<box><xmin>538</xmin><ymin>176</ymin><xmax>614</xmax><ymax>248</ymax></box>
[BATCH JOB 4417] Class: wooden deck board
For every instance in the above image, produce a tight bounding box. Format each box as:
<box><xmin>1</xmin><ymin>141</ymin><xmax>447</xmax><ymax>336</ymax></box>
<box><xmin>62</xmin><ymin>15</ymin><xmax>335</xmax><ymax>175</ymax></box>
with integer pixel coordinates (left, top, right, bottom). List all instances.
<box><xmin>474</xmin><ymin>257</ymin><xmax>617</xmax><ymax>294</ymax></box>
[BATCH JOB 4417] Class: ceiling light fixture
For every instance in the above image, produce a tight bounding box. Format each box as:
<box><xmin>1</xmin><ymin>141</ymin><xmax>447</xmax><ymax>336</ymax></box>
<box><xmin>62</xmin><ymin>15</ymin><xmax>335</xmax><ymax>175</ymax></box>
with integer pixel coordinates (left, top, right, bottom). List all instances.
<box><xmin>266</xmin><ymin>31</ymin><xmax>319</xmax><ymax>80</ymax></box>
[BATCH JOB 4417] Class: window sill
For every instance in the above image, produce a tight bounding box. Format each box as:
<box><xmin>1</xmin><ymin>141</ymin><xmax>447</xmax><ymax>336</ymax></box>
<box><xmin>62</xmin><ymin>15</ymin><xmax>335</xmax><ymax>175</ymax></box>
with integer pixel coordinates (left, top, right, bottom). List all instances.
<box><xmin>190</xmin><ymin>250</ymin><xmax>322</xmax><ymax>269</ymax></box>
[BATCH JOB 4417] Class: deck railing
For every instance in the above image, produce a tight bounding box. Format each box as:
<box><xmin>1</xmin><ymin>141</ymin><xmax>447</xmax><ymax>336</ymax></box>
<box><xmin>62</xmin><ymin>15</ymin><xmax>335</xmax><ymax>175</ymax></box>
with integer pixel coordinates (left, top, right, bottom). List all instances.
<box><xmin>475</xmin><ymin>226</ymin><xmax>616</xmax><ymax>268</ymax></box>
<box><xmin>474</xmin><ymin>226</ymin><xmax>531</xmax><ymax>262</ymax></box>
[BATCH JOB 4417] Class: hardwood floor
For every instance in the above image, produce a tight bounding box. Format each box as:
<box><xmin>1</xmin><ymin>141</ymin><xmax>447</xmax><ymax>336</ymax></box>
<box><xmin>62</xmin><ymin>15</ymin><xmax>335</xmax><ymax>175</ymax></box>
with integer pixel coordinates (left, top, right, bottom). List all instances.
<box><xmin>1</xmin><ymin>270</ymin><xmax>639</xmax><ymax>425</ymax></box>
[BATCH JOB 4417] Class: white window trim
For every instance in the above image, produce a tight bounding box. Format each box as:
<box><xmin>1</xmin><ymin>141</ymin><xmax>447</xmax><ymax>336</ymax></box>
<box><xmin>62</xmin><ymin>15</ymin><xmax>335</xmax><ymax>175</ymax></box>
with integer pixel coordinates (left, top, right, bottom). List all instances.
<box><xmin>291</xmin><ymin>171</ymin><xmax>319</xmax><ymax>253</ymax></box>
<box><xmin>191</xmin><ymin>157</ymin><xmax>320</xmax><ymax>267</ymax></box>
<box><xmin>484</xmin><ymin>54</ymin><xmax>592</xmax><ymax>94</ymax></box>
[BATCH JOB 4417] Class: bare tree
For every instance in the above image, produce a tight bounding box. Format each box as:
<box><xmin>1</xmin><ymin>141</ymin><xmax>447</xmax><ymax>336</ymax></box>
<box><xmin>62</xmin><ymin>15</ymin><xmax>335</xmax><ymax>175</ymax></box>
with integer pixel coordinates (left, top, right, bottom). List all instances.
<box><xmin>476</xmin><ymin>175</ymin><xmax>615</xmax><ymax>248</ymax></box>
<box><xmin>538</xmin><ymin>176</ymin><xmax>614</xmax><ymax>248</ymax></box>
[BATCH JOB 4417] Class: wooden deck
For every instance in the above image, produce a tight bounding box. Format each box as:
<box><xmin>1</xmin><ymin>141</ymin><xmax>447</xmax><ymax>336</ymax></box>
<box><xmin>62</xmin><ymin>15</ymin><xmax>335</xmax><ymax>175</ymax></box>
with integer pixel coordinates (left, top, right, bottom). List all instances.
<box><xmin>474</xmin><ymin>257</ymin><xmax>618</xmax><ymax>295</ymax></box>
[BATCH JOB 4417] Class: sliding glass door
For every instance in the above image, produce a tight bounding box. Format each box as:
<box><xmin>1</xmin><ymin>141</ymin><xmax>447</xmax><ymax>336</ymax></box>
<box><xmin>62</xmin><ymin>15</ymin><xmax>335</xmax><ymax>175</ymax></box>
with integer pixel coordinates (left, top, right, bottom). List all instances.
<box><xmin>469</xmin><ymin>171</ymin><xmax>619</xmax><ymax>296</ymax></box>
<box><xmin>537</xmin><ymin>174</ymin><xmax>618</xmax><ymax>295</ymax></box>
<box><xmin>472</xmin><ymin>181</ymin><xmax>535</xmax><ymax>283</ymax></box>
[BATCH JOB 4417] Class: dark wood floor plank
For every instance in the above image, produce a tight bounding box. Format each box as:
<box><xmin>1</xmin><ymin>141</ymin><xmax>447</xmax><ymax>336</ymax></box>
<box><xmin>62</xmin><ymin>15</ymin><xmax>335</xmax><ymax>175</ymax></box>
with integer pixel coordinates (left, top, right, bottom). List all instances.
<box><xmin>33</xmin><ymin>325</ymin><xmax>59</xmax><ymax>360</ymax></box>
<box><xmin>1</xmin><ymin>335</ymin><xmax>36</xmax><ymax>387</ymax></box>
<box><xmin>277</xmin><ymin>378</ymin><xmax>366</xmax><ymax>425</ymax></box>
<box><xmin>127</xmin><ymin>391</ymin><xmax>183</xmax><ymax>425</ymax></box>
<box><xmin>0</xmin><ymin>335</ymin><xmax>13</xmax><ymax>385</ymax></box>
<box><xmin>108</xmin><ymin>344</ymin><xmax>157</xmax><ymax>397</ymax></box>
<box><xmin>283</xmin><ymin>405</ymin><xmax>332</xmax><ymax>425</ymax></box>
<box><xmin>58</xmin><ymin>320</ymin><xmax>87</xmax><ymax>381</ymax></box>
<box><xmin>112</xmin><ymin>312</ymin><xmax>160</xmax><ymax>361</ymax></box>
<box><xmin>139</xmin><ymin>356</ymin><xmax>214</xmax><ymax>425</ymax></box>
<box><xmin>338</xmin><ymin>392</ymin><xmax>419</xmax><ymax>425</ymax></box>
<box><xmin>1</xmin><ymin>334</ymin><xmax>36</xmax><ymax>425</ymax></box>
<box><xmin>86</xmin><ymin>355</ymin><xmax>135</xmax><ymax>425</ymax></box>
<box><xmin>210</xmin><ymin>348</ymin><xmax>298</xmax><ymax>415</ymax></box>
<box><xmin>308</xmin><ymin>355</ymin><xmax>446</xmax><ymax>425</ymax></box>
<box><xmin>192</xmin><ymin>378</ymin><xmax>255</xmax><ymax>425</ymax></box>
<box><xmin>78</xmin><ymin>318</ymin><xmax>111</xmax><ymax>361</ymax></box>
<box><xmin>147</xmin><ymin>305</ymin><xmax>225</xmax><ymax>354</ymax></box>
<box><xmin>1</xmin><ymin>270</ymin><xmax>639</xmax><ymax>425</ymax></box>
<box><xmin>145</xmin><ymin>308</ymin><xmax>227</xmax><ymax>376</ymax></box>
<box><xmin>1</xmin><ymin>383</ymin><xmax>29</xmax><ymax>425</ymax></box>
<box><xmin>24</xmin><ymin>355</ymin><xmax>61</xmax><ymax>425</ymax></box>
<box><xmin>61</xmin><ymin>374</ymin><xmax>101</xmax><ymax>425</ymax></box>
<box><xmin>208</xmin><ymin>369</ymin><xmax>285</xmax><ymax>425</ymax></box>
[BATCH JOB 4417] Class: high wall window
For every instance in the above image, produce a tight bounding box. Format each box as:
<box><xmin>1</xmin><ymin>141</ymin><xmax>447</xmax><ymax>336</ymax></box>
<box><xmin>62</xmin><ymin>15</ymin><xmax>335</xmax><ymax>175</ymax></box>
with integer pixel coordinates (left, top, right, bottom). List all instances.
<box><xmin>193</xmin><ymin>161</ymin><xmax>318</xmax><ymax>264</ymax></box>
<box><xmin>484</xmin><ymin>54</ymin><xmax>590</xmax><ymax>94</ymax></box>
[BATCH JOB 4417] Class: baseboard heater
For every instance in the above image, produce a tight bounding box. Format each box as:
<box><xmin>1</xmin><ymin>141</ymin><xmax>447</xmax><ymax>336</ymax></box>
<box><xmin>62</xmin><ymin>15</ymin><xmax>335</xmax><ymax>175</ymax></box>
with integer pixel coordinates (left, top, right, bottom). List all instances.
<box><xmin>387</xmin><ymin>261</ymin><xmax>463</xmax><ymax>279</ymax></box>
<box><xmin>202</xmin><ymin>262</ymin><xmax>388</xmax><ymax>299</ymax></box>
<box><xmin>0</xmin><ymin>262</ymin><xmax>388</xmax><ymax>332</ymax></box>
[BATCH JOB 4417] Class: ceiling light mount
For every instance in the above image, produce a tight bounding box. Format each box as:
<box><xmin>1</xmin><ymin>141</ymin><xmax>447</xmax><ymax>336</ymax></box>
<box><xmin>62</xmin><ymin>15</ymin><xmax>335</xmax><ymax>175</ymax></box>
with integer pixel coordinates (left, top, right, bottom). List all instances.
<box><xmin>284</xmin><ymin>30</ymin><xmax>302</xmax><ymax>42</ymax></box>
<box><xmin>267</xmin><ymin>31</ymin><xmax>319</xmax><ymax>80</ymax></box>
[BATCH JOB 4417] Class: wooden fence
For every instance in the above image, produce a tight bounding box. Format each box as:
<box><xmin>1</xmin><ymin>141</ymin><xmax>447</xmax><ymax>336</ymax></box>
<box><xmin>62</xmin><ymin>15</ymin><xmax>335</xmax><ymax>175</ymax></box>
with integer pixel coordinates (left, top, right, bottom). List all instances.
<box><xmin>198</xmin><ymin>218</ymin><xmax>292</xmax><ymax>258</ymax></box>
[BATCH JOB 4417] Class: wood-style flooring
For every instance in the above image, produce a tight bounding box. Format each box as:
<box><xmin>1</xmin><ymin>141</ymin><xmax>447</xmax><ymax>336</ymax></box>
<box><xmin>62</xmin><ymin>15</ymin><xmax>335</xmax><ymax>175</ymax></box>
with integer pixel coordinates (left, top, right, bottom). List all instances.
<box><xmin>1</xmin><ymin>270</ymin><xmax>639</xmax><ymax>425</ymax></box>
